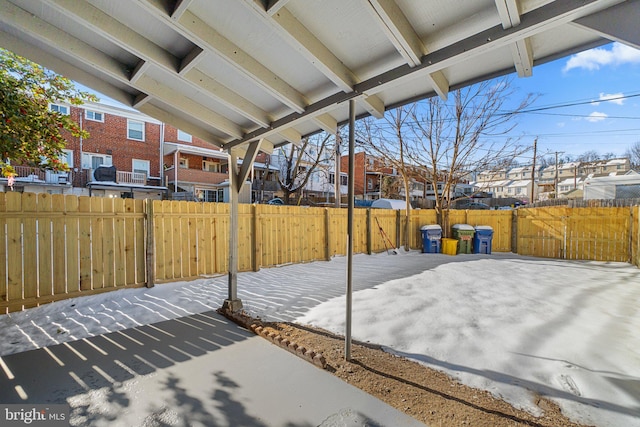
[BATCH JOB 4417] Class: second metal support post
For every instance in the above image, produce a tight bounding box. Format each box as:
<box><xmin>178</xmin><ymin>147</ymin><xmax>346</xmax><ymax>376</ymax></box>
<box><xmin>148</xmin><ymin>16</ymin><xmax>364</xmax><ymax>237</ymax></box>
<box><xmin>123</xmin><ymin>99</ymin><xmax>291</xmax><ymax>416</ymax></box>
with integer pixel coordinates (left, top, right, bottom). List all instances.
<box><xmin>345</xmin><ymin>99</ymin><xmax>355</xmax><ymax>361</ymax></box>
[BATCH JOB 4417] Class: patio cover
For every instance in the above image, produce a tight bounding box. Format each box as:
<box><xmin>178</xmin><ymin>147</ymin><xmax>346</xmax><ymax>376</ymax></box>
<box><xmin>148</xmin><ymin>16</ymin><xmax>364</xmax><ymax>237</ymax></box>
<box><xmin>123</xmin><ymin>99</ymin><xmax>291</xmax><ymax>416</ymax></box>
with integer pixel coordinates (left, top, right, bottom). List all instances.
<box><xmin>1</xmin><ymin>0</ymin><xmax>638</xmax><ymax>153</ymax></box>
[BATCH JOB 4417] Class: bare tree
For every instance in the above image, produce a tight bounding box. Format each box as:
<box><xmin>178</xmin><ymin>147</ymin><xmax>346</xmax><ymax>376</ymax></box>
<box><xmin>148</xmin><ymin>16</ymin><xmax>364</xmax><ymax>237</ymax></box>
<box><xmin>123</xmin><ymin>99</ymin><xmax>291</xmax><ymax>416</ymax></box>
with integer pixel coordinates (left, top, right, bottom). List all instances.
<box><xmin>625</xmin><ymin>141</ymin><xmax>640</xmax><ymax>169</ymax></box>
<box><xmin>407</xmin><ymin>78</ymin><xmax>534</xmax><ymax>235</ymax></box>
<box><xmin>275</xmin><ymin>132</ymin><xmax>333</xmax><ymax>204</ymax></box>
<box><xmin>576</xmin><ymin>150</ymin><xmax>600</xmax><ymax>162</ymax></box>
<box><xmin>357</xmin><ymin>105</ymin><xmax>417</xmax><ymax>251</ymax></box>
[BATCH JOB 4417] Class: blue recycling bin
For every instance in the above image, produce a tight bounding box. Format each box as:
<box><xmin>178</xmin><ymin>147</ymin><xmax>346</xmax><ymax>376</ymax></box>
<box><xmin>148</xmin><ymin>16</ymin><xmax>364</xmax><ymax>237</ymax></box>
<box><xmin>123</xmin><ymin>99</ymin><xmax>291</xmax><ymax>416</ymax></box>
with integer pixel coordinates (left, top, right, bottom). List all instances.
<box><xmin>420</xmin><ymin>225</ymin><xmax>442</xmax><ymax>253</ymax></box>
<box><xmin>473</xmin><ymin>226</ymin><xmax>494</xmax><ymax>254</ymax></box>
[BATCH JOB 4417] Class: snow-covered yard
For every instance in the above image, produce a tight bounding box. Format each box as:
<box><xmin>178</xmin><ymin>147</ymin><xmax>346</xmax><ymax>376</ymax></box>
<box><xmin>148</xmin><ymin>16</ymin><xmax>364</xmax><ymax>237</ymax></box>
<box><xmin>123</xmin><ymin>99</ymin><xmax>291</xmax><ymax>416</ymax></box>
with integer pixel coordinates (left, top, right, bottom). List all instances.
<box><xmin>1</xmin><ymin>251</ymin><xmax>638</xmax><ymax>427</ymax></box>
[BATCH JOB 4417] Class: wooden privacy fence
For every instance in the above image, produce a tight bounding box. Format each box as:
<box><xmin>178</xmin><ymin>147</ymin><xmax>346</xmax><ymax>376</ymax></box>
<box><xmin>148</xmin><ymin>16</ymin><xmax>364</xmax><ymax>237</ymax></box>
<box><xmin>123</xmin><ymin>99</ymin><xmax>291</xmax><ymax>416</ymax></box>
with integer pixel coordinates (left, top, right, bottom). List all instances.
<box><xmin>1</xmin><ymin>193</ymin><xmax>639</xmax><ymax>313</ymax></box>
<box><xmin>0</xmin><ymin>192</ymin><xmax>147</xmax><ymax>314</ymax></box>
<box><xmin>516</xmin><ymin>207</ymin><xmax>638</xmax><ymax>262</ymax></box>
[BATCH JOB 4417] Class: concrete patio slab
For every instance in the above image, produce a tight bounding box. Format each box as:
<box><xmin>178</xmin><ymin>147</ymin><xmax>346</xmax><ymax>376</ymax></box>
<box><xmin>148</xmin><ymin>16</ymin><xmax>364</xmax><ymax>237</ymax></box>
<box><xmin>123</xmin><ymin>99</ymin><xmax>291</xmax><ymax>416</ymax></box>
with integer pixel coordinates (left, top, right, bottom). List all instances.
<box><xmin>0</xmin><ymin>310</ymin><xmax>424</xmax><ymax>426</ymax></box>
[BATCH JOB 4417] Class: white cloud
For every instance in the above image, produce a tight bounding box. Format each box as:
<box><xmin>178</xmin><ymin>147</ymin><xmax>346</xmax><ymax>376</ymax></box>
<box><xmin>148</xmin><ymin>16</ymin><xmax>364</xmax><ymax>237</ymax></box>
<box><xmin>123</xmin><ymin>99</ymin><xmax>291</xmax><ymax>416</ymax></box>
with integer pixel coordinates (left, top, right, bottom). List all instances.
<box><xmin>556</xmin><ymin>122</ymin><xmax>566</xmax><ymax>128</ymax></box>
<box><xmin>563</xmin><ymin>42</ymin><xmax>640</xmax><ymax>72</ymax></box>
<box><xmin>600</xmin><ymin>92</ymin><xmax>625</xmax><ymax>105</ymax></box>
<box><xmin>586</xmin><ymin>112</ymin><xmax>608</xmax><ymax>122</ymax></box>
<box><xmin>591</xmin><ymin>92</ymin><xmax>625</xmax><ymax>106</ymax></box>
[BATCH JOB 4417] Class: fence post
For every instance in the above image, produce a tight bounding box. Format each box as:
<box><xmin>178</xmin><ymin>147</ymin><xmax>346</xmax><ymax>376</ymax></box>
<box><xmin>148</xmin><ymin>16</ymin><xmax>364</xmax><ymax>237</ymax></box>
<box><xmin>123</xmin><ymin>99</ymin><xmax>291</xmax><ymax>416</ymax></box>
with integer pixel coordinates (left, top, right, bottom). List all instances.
<box><xmin>252</xmin><ymin>204</ymin><xmax>261</xmax><ymax>272</ymax></box>
<box><xmin>395</xmin><ymin>209</ymin><xmax>401</xmax><ymax>249</ymax></box>
<box><xmin>366</xmin><ymin>208</ymin><xmax>372</xmax><ymax>255</ymax></box>
<box><xmin>511</xmin><ymin>209</ymin><xmax>518</xmax><ymax>254</ymax></box>
<box><xmin>630</xmin><ymin>206</ymin><xmax>638</xmax><ymax>266</ymax></box>
<box><xmin>325</xmin><ymin>208</ymin><xmax>331</xmax><ymax>261</ymax></box>
<box><xmin>145</xmin><ymin>199</ymin><xmax>155</xmax><ymax>288</ymax></box>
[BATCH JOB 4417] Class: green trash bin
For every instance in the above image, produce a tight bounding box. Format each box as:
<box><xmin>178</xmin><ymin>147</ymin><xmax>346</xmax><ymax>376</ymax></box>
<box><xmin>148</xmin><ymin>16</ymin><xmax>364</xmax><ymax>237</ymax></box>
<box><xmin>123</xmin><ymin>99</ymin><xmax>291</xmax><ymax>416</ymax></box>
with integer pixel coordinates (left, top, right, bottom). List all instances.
<box><xmin>452</xmin><ymin>224</ymin><xmax>475</xmax><ymax>254</ymax></box>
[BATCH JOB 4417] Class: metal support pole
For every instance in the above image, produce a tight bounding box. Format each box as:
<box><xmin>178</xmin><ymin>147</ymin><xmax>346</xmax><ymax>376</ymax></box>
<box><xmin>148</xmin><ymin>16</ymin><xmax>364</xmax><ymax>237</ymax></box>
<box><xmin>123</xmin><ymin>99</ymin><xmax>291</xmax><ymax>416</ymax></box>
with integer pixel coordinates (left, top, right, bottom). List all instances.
<box><xmin>345</xmin><ymin>99</ymin><xmax>355</xmax><ymax>361</ymax></box>
<box><xmin>554</xmin><ymin>151</ymin><xmax>559</xmax><ymax>198</ymax></box>
<box><xmin>335</xmin><ymin>134</ymin><xmax>341</xmax><ymax>208</ymax></box>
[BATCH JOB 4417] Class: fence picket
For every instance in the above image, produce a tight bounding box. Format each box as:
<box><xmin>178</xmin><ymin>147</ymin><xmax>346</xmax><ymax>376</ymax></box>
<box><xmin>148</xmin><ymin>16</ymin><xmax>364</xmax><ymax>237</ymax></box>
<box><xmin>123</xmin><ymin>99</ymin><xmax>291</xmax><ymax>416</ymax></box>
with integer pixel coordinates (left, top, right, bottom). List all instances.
<box><xmin>102</xmin><ymin>197</ymin><xmax>116</xmax><ymax>288</ymax></box>
<box><xmin>65</xmin><ymin>196</ymin><xmax>80</xmax><ymax>293</ymax></box>
<box><xmin>91</xmin><ymin>197</ymin><xmax>104</xmax><ymax>288</ymax></box>
<box><xmin>78</xmin><ymin>197</ymin><xmax>93</xmax><ymax>290</ymax></box>
<box><xmin>22</xmin><ymin>193</ymin><xmax>38</xmax><ymax>308</ymax></box>
<box><xmin>0</xmin><ymin>194</ymin><xmax>6</xmax><ymax>313</ymax></box>
<box><xmin>36</xmin><ymin>194</ymin><xmax>53</xmax><ymax>298</ymax></box>
<box><xmin>51</xmin><ymin>195</ymin><xmax>67</xmax><ymax>294</ymax></box>
<box><xmin>114</xmin><ymin>199</ymin><xmax>126</xmax><ymax>287</ymax></box>
<box><xmin>6</xmin><ymin>193</ymin><xmax>23</xmax><ymax>310</ymax></box>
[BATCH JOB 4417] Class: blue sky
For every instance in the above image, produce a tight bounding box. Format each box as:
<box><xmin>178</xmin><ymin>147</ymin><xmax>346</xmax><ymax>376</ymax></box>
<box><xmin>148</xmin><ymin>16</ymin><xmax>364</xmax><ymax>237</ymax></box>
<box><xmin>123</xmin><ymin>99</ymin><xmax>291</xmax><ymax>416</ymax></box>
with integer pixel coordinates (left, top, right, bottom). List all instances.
<box><xmin>509</xmin><ymin>42</ymin><xmax>640</xmax><ymax>161</ymax></box>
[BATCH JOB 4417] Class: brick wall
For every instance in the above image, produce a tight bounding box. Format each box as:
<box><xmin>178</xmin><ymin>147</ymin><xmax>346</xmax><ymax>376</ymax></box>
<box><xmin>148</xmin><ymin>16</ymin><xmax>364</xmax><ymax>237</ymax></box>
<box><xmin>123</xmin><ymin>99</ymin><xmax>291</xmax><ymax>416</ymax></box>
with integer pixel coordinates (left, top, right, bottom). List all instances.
<box><xmin>64</xmin><ymin>106</ymin><xmax>161</xmax><ymax>179</ymax></box>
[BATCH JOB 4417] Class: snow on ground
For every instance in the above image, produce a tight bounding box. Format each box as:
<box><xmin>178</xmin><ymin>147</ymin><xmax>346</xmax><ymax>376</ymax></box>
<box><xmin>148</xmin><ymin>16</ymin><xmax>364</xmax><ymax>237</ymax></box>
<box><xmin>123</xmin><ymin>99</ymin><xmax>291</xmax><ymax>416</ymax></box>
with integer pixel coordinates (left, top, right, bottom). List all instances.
<box><xmin>1</xmin><ymin>251</ymin><xmax>639</xmax><ymax>427</ymax></box>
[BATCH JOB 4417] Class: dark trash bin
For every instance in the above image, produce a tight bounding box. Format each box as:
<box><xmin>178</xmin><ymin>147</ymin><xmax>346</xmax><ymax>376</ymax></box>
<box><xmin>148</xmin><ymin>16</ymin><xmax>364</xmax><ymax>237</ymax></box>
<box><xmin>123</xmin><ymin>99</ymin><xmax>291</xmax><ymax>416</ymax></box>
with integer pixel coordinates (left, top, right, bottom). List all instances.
<box><xmin>420</xmin><ymin>225</ymin><xmax>442</xmax><ymax>253</ymax></box>
<box><xmin>473</xmin><ymin>226</ymin><xmax>494</xmax><ymax>254</ymax></box>
<box><xmin>452</xmin><ymin>224</ymin><xmax>475</xmax><ymax>254</ymax></box>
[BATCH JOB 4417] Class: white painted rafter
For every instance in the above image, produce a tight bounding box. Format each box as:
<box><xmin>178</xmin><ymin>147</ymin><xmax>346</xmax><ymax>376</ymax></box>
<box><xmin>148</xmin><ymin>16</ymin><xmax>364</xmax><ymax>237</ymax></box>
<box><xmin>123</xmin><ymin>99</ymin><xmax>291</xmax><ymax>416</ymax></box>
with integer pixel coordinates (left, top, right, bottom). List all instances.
<box><xmin>135</xmin><ymin>75</ymin><xmax>244</xmax><ymax>139</ymax></box>
<box><xmin>40</xmin><ymin>0</ymin><xmax>271</xmax><ymax>129</ymax></box>
<box><xmin>278</xmin><ymin>128</ymin><xmax>302</xmax><ymax>146</ymax></box>
<box><xmin>0</xmin><ymin>29</ymin><xmax>135</xmax><ymax>107</ymax></box>
<box><xmin>0</xmin><ymin>0</ymin><xmax>236</xmax><ymax>143</ymax></box>
<box><xmin>171</xmin><ymin>0</ymin><xmax>194</xmax><ymax>20</ymax></box>
<box><xmin>130</xmin><ymin>60</ymin><xmax>152</xmax><ymax>84</ymax></box>
<box><xmin>245</xmin><ymin>0</ymin><xmax>386</xmax><ymax>117</ymax></box>
<box><xmin>178</xmin><ymin>47</ymin><xmax>205</xmax><ymax>75</ymax></box>
<box><xmin>313</xmin><ymin>114</ymin><xmax>338</xmax><ymax>135</ymax></box>
<box><xmin>139</xmin><ymin>0</ymin><xmax>308</xmax><ymax>114</ymax></box>
<box><xmin>365</xmin><ymin>0</ymin><xmax>449</xmax><ymax>99</ymax></box>
<box><xmin>138</xmin><ymin>103</ymin><xmax>221</xmax><ymax>144</ymax></box>
<box><xmin>495</xmin><ymin>0</ymin><xmax>534</xmax><ymax>77</ymax></box>
<box><xmin>265</xmin><ymin>0</ymin><xmax>292</xmax><ymax>16</ymax></box>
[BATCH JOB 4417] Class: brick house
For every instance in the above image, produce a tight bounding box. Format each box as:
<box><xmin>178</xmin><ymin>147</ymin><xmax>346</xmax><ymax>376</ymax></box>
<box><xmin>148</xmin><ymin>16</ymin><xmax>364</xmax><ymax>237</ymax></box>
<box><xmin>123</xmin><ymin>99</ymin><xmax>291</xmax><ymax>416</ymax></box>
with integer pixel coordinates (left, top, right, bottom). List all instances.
<box><xmin>2</xmin><ymin>101</ymin><xmax>241</xmax><ymax>201</ymax></box>
<box><xmin>342</xmin><ymin>151</ymin><xmax>396</xmax><ymax>200</ymax></box>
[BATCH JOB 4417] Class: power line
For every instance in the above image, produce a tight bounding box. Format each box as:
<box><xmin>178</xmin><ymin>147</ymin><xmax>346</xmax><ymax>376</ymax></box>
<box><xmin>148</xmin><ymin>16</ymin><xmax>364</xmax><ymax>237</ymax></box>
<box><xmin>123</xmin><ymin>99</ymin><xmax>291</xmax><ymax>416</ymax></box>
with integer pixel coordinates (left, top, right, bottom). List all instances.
<box><xmin>513</xmin><ymin>92</ymin><xmax>640</xmax><ymax>114</ymax></box>
<box><xmin>525</xmin><ymin>112</ymin><xmax>640</xmax><ymax>120</ymax></box>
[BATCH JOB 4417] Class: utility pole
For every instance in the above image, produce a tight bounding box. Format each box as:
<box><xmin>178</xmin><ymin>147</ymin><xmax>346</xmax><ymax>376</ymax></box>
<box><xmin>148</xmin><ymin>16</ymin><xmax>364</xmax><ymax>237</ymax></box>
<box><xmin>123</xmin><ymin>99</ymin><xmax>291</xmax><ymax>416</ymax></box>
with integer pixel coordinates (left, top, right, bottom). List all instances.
<box><xmin>530</xmin><ymin>138</ymin><xmax>537</xmax><ymax>202</ymax></box>
<box><xmin>554</xmin><ymin>151</ymin><xmax>564</xmax><ymax>198</ymax></box>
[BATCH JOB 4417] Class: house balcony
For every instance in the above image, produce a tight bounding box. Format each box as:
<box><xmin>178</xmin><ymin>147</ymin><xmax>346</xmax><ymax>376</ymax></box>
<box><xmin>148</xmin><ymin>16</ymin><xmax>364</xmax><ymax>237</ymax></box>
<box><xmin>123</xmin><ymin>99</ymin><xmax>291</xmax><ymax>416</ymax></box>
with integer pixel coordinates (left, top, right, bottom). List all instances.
<box><xmin>116</xmin><ymin>170</ymin><xmax>147</xmax><ymax>185</ymax></box>
<box><xmin>165</xmin><ymin>166</ymin><xmax>228</xmax><ymax>186</ymax></box>
<box><xmin>10</xmin><ymin>165</ymin><xmax>72</xmax><ymax>185</ymax></box>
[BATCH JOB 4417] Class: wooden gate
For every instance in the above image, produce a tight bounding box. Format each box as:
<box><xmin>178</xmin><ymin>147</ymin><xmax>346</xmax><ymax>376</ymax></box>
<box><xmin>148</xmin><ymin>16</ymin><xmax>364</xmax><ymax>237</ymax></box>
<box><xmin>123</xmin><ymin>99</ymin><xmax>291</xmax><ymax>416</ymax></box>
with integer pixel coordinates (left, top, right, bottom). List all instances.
<box><xmin>516</xmin><ymin>207</ymin><xmax>631</xmax><ymax>262</ymax></box>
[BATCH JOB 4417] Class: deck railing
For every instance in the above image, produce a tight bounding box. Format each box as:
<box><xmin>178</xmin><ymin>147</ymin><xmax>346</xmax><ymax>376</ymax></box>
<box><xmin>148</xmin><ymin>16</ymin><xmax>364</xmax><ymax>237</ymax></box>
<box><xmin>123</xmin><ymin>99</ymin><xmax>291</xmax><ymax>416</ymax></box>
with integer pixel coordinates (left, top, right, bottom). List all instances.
<box><xmin>12</xmin><ymin>166</ymin><xmax>71</xmax><ymax>184</ymax></box>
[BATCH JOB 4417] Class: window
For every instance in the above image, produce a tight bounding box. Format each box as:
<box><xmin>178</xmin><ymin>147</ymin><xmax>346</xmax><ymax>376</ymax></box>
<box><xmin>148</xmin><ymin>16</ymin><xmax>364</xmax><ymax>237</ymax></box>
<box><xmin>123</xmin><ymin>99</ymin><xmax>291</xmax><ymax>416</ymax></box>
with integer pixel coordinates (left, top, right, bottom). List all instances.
<box><xmin>367</xmin><ymin>178</ymin><xmax>373</xmax><ymax>190</ymax></box>
<box><xmin>132</xmin><ymin>159</ymin><xmax>150</xmax><ymax>176</ymax></box>
<box><xmin>81</xmin><ymin>153</ymin><xmax>112</xmax><ymax>169</ymax></box>
<box><xmin>127</xmin><ymin>120</ymin><xmax>145</xmax><ymax>141</ymax></box>
<box><xmin>179</xmin><ymin>157</ymin><xmax>189</xmax><ymax>169</ymax></box>
<box><xmin>85</xmin><ymin>110</ymin><xmax>104</xmax><ymax>122</ymax></box>
<box><xmin>340</xmin><ymin>175</ymin><xmax>347</xmax><ymax>186</ymax></box>
<box><xmin>196</xmin><ymin>188</ymin><xmax>224</xmax><ymax>203</ymax></box>
<box><xmin>50</xmin><ymin>103</ymin><xmax>69</xmax><ymax>115</ymax></box>
<box><xmin>177</xmin><ymin>129</ymin><xmax>192</xmax><ymax>142</ymax></box>
<box><xmin>202</xmin><ymin>160</ymin><xmax>220</xmax><ymax>172</ymax></box>
<box><xmin>61</xmin><ymin>150</ymin><xmax>73</xmax><ymax>168</ymax></box>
